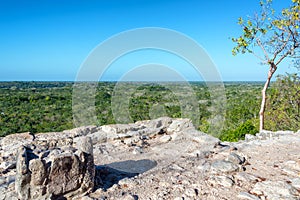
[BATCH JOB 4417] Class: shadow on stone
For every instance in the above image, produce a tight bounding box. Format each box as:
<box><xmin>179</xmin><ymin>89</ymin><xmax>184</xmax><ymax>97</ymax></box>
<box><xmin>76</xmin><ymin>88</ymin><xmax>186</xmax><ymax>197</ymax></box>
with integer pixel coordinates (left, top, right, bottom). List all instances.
<box><xmin>95</xmin><ymin>159</ymin><xmax>157</xmax><ymax>190</ymax></box>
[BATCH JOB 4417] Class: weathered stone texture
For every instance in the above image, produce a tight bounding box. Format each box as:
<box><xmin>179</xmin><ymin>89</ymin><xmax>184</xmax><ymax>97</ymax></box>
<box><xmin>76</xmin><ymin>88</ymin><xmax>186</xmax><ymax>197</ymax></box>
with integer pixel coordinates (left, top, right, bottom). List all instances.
<box><xmin>14</xmin><ymin>136</ymin><xmax>94</xmax><ymax>200</ymax></box>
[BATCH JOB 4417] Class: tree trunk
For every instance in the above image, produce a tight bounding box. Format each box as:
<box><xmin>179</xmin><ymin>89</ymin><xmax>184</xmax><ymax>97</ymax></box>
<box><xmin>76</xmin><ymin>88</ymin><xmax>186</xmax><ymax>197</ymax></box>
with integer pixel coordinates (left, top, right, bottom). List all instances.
<box><xmin>259</xmin><ymin>63</ymin><xmax>277</xmax><ymax>132</ymax></box>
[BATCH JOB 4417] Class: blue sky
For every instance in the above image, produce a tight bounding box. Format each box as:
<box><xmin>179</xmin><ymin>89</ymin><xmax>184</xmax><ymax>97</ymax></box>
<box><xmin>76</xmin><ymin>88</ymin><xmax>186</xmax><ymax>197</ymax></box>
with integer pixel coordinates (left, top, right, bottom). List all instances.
<box><xmin>0</xmin><ymin>0</ymin><xmax>297</xmax><ymax>81</ymax></box>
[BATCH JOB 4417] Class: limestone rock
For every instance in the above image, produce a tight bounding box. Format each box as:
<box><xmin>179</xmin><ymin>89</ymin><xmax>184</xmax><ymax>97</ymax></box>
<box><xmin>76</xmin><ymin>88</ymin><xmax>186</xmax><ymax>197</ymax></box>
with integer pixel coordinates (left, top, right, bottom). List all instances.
<box><xmin>15</xmin><ymin>146</ymin><xmax>31</xmax><ymax>200</ymax></box>
<box><xmin>235</xmin><ymin>172</ymin><xmax>260</xmax><ymax>183</ymax></box>
<box><xmin>28</xmin><ymin>159</ymin><xmax>46</xmax><ymax>186</ymax></box>
<box><xmin>167</xmin><ymin>118</ymin><xmax>194</xmax><ymax>133</ymax></box>
<box><xmin>1</xmin><ymin>132</ymin><xmax>34</xmax><ymax>158</ymax></box>
<box><xmin>63</xmin><ymin>125</ymin><xmax>98</xmax><ymax>137</ymax></box>
<box><xmin>251</xmin><ymin>181</ymin><xmax>299</xmax><ymax>199</ymax></box>
<box><xmin>237</xmin><ymin>192</ymin><xmax>260</xmax><ymax>200</ymax></box>
<box><xmin>184</xmin><ymin>187</ymin><xmax>198</xmax><ymax>197</ymax></box>
<box><xmin>226</xmin><ymin>152</ymin><xmax>245</xmax><ymax>165</ymax></box>
<box><xmin>159</xmin><ymin>135</ymin><xmax>172</xmax><ymax>143</ymax></box>
<box><xmin>0</xmin><ymin>161</ymin><xmax>16</xmax><ymax>172</ymax></box>
<box><xmin>135</xmin><ymin>117</ymin><xmax>172</xmax><ymax>130</ymax></box>
<box><xmin>211</xmin><ymin>160</ymin><xmax>239</xmax><ymax>173</ymax></box>
<box><xmin>15</xmin><ymin>137</ymin><xmax>95</xmax><ymax>200</ymax></box>
<box><xmin>208</xmin><ymin>175</ymin><xmax>235</xmax><ymax>188</ymax></box>
<box><xmin>122</xmin><ymin>193</ymin><xmax>138</xmax><ymax>200</ymax></box>
<box><xmin>182</xmin><ymin>128</ymin><xmax>220</xmax><ymax>148</ymax></box>
<box><xmin>291</xmin><ymin>178</ymin><xmax>300</xmax><ymax>190</ymax></box>
<box><xmin>85</xmin><ymin>130</ymin><xmax>107</xmax><ymax>144</ymax></box>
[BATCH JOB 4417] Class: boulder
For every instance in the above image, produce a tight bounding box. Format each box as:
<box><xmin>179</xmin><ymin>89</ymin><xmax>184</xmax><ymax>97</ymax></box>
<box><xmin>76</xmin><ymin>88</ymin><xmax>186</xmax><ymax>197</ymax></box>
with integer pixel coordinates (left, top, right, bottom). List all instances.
<box><xmin>15</xmin><ymin>136</ymin><xmax>95</xmax><ymax>200</ymax></box>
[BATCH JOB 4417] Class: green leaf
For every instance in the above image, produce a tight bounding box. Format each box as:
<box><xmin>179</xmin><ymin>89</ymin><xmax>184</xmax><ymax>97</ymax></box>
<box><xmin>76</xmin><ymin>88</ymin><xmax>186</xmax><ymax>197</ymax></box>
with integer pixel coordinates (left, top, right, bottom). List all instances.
<box><xmin>238</xmin><ymin>17</ymin><xmax>244</xmax><ymax>25</ymax></box>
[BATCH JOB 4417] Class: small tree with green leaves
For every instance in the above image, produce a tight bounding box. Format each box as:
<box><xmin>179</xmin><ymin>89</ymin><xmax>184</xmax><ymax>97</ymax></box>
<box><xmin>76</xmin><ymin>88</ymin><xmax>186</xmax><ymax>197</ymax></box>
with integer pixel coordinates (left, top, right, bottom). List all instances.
<box><xmin>265</xmin><ymin>73</ymin><xmax>300</xmax><ymax>131</ymax></box>
<box><xmin>232</xmin><ymin>0</ymin><xmax>300</xmax><ymax>131</ymax></box>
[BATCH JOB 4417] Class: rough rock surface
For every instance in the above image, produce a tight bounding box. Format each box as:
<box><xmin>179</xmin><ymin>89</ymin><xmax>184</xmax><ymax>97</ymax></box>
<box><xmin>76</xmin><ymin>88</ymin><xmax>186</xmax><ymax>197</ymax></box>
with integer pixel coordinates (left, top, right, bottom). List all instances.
<box><xmin>13</xmin><ymin>136</ymin><xmax>95</xmax><ymax>200</ymax></box>
<box><xmin>0</xmin><ymin>117</ymin><xmax>299</xmax><ymax>200</ymax></box>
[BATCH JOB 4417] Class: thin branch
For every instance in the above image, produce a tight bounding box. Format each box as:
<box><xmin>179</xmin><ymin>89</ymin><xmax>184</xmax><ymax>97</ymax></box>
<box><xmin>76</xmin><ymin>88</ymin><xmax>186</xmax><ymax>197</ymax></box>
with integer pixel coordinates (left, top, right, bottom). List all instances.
<box><xmin>256</xmin><ymin>38</ymin><xmax>270</xmax><ymax>61</ymax></box>
<box><xmin>275</xmin><ymin>46</ymin><xmax>295</xmax><ymax>66</ymax></box>
<box><xmin>248</xmin><ymin>48</ymin><xmax>267</xmax><ymax>62</ymax></box>
<box><xmin>289</xmin><ymin>26</ymin><xmax>299</xmax><ymax>49</ymax></box>
<box><xmin>275</xmin><ymin>25</ymin><xmax>299</xmax><ymax>66</ymax></box>
<box><xmin>273</xmin><ymin>32</ymin><xmax>292</xmax><ymax>61</ymax></box>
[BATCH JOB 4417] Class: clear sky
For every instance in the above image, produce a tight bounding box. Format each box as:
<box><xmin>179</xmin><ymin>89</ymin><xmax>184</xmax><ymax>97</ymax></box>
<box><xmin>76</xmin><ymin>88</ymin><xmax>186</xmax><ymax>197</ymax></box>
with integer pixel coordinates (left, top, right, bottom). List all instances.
<box><xmin>0</xmin><ymin>0</ymin><xmax>297</xmax><ymax>81</ymax></box>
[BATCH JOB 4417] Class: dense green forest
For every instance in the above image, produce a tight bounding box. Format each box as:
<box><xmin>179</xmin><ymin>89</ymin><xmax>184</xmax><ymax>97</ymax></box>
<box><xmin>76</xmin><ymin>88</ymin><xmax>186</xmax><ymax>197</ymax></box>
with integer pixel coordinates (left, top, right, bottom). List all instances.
<box><xmin>0</xmin><ymin>74</ymin><xmax>299</xmax><ymax>141</ymax></box>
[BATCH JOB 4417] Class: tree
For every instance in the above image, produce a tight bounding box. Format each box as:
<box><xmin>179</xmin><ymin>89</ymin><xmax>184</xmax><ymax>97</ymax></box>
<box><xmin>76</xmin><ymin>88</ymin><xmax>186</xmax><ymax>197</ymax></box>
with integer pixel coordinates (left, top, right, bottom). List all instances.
<box><xmin>265</xmin><ymin>73</ymin><xmax>300</xmax><ymax>131</ymax></box>
<box><xmin>232</xmin><ymin>0</ymin><xmax>300</xmax><ymax>131</ymax></box>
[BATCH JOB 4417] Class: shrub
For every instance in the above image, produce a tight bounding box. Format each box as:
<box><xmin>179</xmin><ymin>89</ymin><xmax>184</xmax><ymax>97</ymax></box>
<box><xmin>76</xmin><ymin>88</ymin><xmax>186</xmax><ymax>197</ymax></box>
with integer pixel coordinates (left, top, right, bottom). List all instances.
<box><xmin>220</xmin><ymin>120</ymin><xmax>258</xmax><ymax>142</ymax></box>
<box><xmin>265</xmin><ymin>73</ymin><xmax>300</xmax><ymax>131</ymax></box>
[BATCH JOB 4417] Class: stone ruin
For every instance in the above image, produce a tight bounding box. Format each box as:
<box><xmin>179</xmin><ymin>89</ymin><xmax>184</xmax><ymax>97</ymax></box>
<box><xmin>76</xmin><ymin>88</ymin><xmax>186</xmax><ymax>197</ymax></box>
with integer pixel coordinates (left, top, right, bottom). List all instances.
<box><xmin>15</xmin><ymin>136</ymin><xmax>95</xmax><ymax>200</ymax></box>
<box><xmin>0</xmin><ymin>117</ymin><xmax>299</xmax><ymax>199</ymax></box>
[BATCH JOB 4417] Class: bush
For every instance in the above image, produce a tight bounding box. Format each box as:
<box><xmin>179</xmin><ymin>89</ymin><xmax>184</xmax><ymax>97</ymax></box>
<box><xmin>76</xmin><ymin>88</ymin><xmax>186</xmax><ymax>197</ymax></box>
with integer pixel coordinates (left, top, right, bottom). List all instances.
<box><xmin>265</xmin><ymin>73</ymin><xmax>300</xmax><ymax>131</ymax></box>
<box><xmin>220</xmin><ymin>120</ymin><xmax>258</xmax><ymax>142</ymax></box>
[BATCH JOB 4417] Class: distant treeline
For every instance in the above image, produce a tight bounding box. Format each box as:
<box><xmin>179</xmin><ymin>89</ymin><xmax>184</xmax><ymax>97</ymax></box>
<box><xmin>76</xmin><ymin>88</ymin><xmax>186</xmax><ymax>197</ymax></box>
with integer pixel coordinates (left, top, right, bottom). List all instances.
<box><xmin>0</xmin><ymin>74</ymin><xmax>298</xmax><ymax>141</ymax></box>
